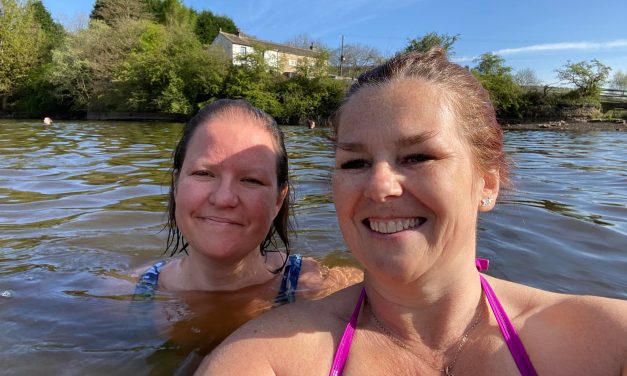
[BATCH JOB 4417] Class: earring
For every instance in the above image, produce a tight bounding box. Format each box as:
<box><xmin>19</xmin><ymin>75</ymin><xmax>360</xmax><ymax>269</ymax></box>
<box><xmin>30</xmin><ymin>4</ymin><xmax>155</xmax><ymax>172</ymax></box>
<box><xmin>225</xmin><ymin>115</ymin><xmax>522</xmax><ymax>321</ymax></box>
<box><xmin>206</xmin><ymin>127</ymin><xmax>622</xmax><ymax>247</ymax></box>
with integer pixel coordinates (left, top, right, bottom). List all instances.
<box><xmin>481</xmin><ymin>197</ymin><xmax>493</xmax><ymax>207</ymax></box>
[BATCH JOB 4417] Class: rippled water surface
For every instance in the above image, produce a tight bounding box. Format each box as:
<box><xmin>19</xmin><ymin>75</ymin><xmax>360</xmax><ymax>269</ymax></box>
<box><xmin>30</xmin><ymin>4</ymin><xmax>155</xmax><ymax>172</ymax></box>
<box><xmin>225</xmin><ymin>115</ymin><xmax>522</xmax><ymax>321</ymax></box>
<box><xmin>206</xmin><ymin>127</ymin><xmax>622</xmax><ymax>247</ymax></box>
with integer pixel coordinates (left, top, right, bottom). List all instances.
<box><xmin>1</xmin><ymin>120</ymin><xmax>625</xmax><ymax>374</ymax></box>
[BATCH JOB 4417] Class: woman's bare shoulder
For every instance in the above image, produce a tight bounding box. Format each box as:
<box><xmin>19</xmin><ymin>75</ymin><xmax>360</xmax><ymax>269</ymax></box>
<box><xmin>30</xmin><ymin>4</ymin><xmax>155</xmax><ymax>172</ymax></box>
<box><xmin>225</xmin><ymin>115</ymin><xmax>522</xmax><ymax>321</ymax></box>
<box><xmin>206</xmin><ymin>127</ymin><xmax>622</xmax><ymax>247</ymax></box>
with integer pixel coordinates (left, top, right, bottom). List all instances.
<box><xmin>196</xmin><ymin>284</ymin><xmax>364</xmax><ymax>375</ymax></box>
<box><xmin>487</xmin><ymin>276</ymin><xmax>627</xmax><ymax>372</ymax></box>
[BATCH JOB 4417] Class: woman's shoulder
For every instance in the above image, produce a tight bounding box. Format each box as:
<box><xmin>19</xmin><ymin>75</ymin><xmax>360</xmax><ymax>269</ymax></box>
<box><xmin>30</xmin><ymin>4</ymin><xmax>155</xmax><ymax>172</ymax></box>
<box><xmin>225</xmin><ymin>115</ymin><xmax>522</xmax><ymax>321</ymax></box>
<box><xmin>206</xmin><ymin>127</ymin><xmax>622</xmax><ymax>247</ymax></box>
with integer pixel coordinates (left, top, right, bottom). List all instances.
<box><xmin>197</xmin><ymin>284</ymin><xmax>364</xmax><ymax>375</ymax></box>
<box><xmin>487</xmin><ymin>276</ymin><xmax>627</xmax><ymax>373</ymax></box>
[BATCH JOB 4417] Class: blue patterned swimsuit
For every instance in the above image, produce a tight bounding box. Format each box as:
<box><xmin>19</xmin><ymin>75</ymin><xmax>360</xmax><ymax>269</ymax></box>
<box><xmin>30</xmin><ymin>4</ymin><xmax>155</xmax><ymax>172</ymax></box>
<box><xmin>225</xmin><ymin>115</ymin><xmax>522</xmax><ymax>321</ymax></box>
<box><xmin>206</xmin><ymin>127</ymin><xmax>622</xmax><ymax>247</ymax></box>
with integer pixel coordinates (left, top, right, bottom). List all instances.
<box><xmin>134</xmin><ymin>254</ymin><xmax>303</xmax><ymax>305</ymax></box>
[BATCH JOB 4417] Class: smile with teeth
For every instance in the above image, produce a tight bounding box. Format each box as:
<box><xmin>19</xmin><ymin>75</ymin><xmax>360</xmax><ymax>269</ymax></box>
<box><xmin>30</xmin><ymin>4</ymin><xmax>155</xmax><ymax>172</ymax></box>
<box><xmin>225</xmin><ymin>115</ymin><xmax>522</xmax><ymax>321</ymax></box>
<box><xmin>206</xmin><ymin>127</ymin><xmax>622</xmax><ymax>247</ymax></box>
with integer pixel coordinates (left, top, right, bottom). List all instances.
<box><xmin>366</xmin><ymin>218</ymin><xmax>426</xmax><ymax>234</ymax></box>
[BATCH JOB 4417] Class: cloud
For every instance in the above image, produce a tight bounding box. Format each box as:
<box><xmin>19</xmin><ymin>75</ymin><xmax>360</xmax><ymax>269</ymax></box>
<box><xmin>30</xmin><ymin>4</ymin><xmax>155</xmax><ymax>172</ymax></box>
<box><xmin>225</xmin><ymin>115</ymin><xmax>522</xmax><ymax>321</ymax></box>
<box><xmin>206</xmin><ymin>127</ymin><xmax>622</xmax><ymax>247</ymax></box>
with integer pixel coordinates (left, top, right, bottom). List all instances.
<box><xmin>452</xmin><ymin>39</ymin><xmax>627</xmax><ymax>64</ymax></box>
<box><xmin>495</xmin><ymin>39</ymin><xmax>627</xmax><ymax>55</ymax></box>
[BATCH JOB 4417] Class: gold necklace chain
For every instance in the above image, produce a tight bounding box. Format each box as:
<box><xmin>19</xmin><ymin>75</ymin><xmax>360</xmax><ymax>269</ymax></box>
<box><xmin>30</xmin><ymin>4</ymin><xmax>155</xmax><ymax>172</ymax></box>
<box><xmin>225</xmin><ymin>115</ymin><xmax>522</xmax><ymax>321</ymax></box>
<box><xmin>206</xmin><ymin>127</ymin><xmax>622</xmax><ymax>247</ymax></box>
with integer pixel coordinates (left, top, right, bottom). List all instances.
<box><xmin>367</xmin><ymin>294</ymin><xmax>484</xmax><ymax>376</ymax></box>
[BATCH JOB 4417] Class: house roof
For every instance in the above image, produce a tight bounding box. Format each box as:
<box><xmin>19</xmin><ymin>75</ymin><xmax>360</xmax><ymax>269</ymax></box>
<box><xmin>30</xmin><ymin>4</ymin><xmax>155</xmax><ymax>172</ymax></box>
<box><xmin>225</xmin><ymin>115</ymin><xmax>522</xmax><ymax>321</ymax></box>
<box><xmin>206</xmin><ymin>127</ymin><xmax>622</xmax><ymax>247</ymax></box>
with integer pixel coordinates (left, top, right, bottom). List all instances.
<box><xmin>217</xmin><ymin>31</ymin><xmax>319</xmax><ymax>58</ymax></box>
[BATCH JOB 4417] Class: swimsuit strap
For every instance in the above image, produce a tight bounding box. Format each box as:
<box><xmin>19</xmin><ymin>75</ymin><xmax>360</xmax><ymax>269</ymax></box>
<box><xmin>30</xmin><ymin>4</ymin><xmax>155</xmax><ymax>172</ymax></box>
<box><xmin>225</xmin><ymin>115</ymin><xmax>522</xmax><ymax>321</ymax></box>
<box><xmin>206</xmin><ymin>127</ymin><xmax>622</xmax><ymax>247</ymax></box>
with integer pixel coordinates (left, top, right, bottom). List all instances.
<box><xmin>133</xmin><ymin>260</ymin><xmax>167</xmax><ymax>299</ymax></box>
<box><xmin>476</xmin><ymin>258</ymin><xmax>538</xmax><ymax>376</ymax></box>
<box><xmin>328</xmin><ymin>287</ymin><xmax>366</xmax><ymax>376</ymax></box>
<box><xmin>479</xmin><ymin>274</ymin><xmax>538</xmax><ymax>376</ymax></box>
<box><xmin>328</xmin><ymin>259</ymin><xmax>538</xmax><ymax>376</ymax></box>
<box><xmin>274</xmin><ymin>254</ymin><xmax>303</xmax><ymax>306</ymax></box>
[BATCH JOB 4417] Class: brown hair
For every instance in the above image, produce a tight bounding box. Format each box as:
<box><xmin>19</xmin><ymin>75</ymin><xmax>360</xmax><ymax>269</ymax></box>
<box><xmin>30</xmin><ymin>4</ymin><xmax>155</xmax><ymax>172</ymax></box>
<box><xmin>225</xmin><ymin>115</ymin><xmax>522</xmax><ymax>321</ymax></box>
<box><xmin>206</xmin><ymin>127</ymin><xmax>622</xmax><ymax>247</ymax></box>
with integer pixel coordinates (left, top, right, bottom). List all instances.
<box><xmin>165</xmin><ymin>99</ymin><xmax>292</xmax><ymax>271</ymax></box>
<box><xmin>333</xmin><ymin>48</ymin><xmax>510</xmax><ymax>187</ymax></box>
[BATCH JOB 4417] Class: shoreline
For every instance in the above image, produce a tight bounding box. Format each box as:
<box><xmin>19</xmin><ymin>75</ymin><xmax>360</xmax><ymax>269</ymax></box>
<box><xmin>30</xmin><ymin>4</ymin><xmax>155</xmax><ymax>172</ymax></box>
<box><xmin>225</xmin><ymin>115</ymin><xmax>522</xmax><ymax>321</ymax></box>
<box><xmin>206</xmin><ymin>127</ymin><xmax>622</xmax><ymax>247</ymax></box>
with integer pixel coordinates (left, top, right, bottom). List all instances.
<box><xmin>502</xmin><ymin>120</ymin><xmax>626</xmax><ymax>131</ymax></box>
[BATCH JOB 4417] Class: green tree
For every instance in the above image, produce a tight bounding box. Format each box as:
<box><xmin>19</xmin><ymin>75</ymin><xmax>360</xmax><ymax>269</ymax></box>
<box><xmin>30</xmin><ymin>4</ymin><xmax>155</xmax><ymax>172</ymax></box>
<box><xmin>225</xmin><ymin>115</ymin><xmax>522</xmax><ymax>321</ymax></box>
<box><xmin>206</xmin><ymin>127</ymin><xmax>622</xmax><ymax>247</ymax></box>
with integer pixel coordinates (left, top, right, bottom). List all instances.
<box><xmin>472</xmin><ymin>53</ymin><xmax>522</xmax><ymax>118</ymax></box>
<box><xmin>404</xmin><ymin>32</ymin><xmax>459</xmax><ymax>55</ymax></box>
<box><xmin>90</xmin><ymin>0</ymin><xmax>150</xmax><ymax>25</ymax></box>
<box><xmin>194</xmin><ymin>10</ymin><xmax>236</xmax><ymax>44</ymax></box>
<box><xmin>555</xmin><ymin>59</ymin><xmax>611</xmax><ymax>98</ymax></box>
<box><xmin>30</xmin><ymin>0</ymin><xmax>65</xmax><ymax>54</ymax></box>
<box><xmin>0</xmin><ymin>0</ymin><xmax>45</xmax><ymax>109</ymax></box>
<box><xmin>115</xmin><ymin>21</ymin><xmax>229</xmax><ymax>114</ymax></box>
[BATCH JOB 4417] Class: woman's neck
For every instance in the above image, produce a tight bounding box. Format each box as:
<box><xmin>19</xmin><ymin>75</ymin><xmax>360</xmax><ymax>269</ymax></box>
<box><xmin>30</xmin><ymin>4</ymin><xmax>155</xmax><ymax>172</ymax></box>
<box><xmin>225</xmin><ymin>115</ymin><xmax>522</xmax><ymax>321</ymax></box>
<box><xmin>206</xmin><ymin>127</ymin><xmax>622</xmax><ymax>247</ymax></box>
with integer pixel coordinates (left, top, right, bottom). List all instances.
<box><xmin>363</xmin><ymin>259</ymin><xmax>484</xmax><ymax>351</ymax></box>
<box><xmin>171</xmin><ymin>248</ymin><xmax>284</xmax><ymax>292</ymax></box>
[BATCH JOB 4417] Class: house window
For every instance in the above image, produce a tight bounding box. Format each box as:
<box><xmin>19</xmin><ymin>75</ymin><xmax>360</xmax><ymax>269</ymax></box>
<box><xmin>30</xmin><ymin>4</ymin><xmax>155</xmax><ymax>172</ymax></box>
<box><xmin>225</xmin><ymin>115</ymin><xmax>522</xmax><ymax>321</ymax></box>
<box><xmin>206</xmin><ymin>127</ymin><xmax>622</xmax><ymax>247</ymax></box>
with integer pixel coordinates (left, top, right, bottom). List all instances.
<box><xmin>288</xmin><ymin>59</ymin><xmax>297</xmax><ymax>67</ymax></box>
<box><xmin>240</xmin><ymin>46</ymin><xmax>247</xmax><ymax>54</ymax></box>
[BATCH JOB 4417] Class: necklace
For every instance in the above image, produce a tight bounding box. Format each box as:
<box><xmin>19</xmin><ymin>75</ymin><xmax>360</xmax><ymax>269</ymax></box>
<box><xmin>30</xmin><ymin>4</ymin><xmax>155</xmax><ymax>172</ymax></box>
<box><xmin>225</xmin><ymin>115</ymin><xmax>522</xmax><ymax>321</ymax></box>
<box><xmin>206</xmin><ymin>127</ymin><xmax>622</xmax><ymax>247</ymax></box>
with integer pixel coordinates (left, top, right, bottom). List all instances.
<box><xmin>367</xmin><ymin>294</ymin><xmax>484</xmax><ymax>376</ymax></box>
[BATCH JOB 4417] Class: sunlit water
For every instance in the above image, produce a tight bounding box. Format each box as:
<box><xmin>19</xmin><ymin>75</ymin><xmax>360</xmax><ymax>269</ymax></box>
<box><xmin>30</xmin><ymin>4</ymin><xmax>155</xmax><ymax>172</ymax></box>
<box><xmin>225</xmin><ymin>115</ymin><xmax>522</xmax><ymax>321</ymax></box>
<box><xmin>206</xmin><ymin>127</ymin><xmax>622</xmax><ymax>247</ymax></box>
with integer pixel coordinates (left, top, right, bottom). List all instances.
<box><xmin>1</xmin><ymin>120</ymin><xmax>625</xmax><ymax>374</ymax></box>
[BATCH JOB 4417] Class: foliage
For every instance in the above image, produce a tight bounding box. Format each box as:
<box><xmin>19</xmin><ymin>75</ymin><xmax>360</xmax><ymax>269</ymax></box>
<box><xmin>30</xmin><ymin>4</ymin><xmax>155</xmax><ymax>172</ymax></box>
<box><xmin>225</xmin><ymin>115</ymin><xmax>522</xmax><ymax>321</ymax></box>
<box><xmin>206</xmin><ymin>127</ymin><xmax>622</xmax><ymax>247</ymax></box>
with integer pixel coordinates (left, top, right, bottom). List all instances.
<box><xmin>404</xmin><ymin>32</ymin><xmax>459</xmax><ymax>55</ymax></box>
<box><xmin>194</xmin><ymin>10</ymin><xmax>236</xmax><ymax>45</ymax></box>
<box><xmin>89</xmin><ymin>0</ymin><xmax>151</xmax><ymax>25</ymax></box>
<box><xmin>609</xmin><ymin>70</ymin><xmax>627</xmax><ymax>91</ymax></box>
<box><xmin>295</xmin><ymin>49</ymin><xmax>330</xmax><ymax>79</ymax></box>
<box><xmin>0</xmin><ymin>0</ymin><xmax>45</xmax><ymax>102</ymax></box>
<box><xmin>555</xmin><ymin>59</ymin><xmax>611</xmax><ymax>98</ymax></box>
<box><xmin>472</xmin><ymin>53</ymin><xmax>523</xmax><ymax>118</ymax></box>
<box><xmin>115</xmin><ymin>22</ymin><xmax>229</xmax><ymax>114</ymax></box>
<box><xmin>273</xmin><ymin>75</ymin><xmax>346</xmax><ymax>124</ymax></box>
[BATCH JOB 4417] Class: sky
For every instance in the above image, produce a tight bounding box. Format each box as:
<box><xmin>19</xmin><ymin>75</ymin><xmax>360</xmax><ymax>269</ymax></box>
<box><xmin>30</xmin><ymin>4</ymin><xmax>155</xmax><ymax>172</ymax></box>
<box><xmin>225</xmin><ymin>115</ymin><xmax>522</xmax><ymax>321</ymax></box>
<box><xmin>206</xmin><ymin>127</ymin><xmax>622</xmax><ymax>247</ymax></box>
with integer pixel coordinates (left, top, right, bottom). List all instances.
<box><xmin>42</xmin><ymin>0</ymin><xmax>627</xmax><ymax>85</ymax></box>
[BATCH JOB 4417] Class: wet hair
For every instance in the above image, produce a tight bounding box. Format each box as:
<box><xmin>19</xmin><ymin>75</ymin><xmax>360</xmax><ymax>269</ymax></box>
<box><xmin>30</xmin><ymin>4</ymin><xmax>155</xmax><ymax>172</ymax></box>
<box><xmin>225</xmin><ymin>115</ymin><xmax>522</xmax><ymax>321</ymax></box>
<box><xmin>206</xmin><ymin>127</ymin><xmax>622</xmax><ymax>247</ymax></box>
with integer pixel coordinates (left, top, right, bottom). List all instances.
<box><xmin>332</xmin><ymin>48</ymin><xmax>510</xmax><ymax>187</ymax></box>
<box><xmin>165</xmin><ymin>99</ymin><xmax>292</xmax><ymax>271</ymax></box>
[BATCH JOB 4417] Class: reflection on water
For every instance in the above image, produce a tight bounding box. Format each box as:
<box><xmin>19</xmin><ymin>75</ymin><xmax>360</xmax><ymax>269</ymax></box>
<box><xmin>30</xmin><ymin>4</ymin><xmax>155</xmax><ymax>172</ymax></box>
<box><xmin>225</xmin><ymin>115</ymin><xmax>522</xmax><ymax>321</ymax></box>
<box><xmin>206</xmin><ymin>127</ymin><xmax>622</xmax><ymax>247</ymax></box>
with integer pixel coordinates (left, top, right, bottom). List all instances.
<box><xmin>1</xmin><ymin>121</ymin><xmax>625</xmax><ymax>374</ymax></box>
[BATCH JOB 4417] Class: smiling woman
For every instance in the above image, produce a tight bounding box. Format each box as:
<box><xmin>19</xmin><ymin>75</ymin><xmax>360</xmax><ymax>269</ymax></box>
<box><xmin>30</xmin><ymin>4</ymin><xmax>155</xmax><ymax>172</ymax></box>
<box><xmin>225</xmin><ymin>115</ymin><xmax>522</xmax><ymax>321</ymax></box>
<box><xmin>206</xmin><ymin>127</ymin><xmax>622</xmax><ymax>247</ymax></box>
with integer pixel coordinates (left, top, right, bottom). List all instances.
<box><xmin>132</xmin><ymin>99</ymin><xmax>362</xmax><ymax>371</ymax></box>
<box><xmin>196</xmin><ymin>50</ymin><xmax>627</xmax><ymax>376</ymax></box>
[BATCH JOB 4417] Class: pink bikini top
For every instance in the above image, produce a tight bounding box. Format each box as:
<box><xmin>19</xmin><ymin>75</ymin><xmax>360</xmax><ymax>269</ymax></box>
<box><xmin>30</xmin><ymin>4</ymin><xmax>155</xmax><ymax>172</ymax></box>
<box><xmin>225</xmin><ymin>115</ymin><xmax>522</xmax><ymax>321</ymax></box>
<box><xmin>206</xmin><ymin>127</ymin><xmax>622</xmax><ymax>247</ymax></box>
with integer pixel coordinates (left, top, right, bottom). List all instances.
<box><xmin>329</xmin><ymin>259</ymin><xmax>538</xmax><ymax>376</ymax></box>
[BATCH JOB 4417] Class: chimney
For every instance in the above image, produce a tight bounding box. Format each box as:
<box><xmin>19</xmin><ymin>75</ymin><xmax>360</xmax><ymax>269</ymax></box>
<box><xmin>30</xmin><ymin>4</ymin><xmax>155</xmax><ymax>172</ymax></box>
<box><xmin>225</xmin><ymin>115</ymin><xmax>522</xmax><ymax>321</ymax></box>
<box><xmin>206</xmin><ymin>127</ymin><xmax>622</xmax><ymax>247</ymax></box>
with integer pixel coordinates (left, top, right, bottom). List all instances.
<box><xmin>309</xmin><ymin>43</ymin><xmax>314</xmax><ymax>50</ymax></box>
<box><xmin>236</xmin><ymin>28</ymin><xmax>241</xmax><ymax>37</ymax></box>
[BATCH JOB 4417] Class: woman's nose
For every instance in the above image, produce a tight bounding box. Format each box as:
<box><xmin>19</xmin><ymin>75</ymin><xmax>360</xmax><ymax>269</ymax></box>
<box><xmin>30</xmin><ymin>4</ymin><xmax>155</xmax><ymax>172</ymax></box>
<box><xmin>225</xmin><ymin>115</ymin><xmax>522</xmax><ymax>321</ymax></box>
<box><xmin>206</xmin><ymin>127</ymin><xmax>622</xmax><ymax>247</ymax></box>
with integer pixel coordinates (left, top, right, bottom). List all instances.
<box><xmin>208</xmin><ymin>179</ymin><xmax>239</xmax><ymax>207</ymax></box>
<box><xmin>363</xmin><ymin>163</ymin><xmax>403</xmax><ymax>202</ymax></box>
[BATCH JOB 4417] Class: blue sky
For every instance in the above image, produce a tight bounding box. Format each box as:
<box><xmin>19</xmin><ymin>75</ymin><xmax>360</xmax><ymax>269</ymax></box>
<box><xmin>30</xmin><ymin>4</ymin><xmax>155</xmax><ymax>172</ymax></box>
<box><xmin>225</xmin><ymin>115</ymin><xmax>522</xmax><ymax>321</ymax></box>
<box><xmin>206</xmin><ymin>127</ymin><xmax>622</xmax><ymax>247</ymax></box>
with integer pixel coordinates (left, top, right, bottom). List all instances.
<box><xmin>42</xmin><ymin>0</ymin><xmax>627</xmax><ymax>85</ymax></box>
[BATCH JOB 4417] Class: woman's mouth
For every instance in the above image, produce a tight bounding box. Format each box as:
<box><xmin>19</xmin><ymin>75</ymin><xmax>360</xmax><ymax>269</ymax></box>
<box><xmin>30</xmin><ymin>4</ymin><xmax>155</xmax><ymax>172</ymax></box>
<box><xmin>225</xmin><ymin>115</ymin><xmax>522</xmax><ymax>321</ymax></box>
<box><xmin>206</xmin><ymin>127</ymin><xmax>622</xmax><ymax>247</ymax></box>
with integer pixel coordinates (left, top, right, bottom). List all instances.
<box><xmin>364</xmin><ymin>217</ymin><xmax>427</xmax><ymax>234</ymax></box>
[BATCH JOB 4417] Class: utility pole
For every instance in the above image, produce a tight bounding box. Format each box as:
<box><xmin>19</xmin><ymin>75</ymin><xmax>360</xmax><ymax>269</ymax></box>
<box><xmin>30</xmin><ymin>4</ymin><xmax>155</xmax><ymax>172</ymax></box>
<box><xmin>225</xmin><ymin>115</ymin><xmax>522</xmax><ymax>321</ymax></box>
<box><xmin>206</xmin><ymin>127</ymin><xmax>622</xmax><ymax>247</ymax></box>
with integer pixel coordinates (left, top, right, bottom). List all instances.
<box><xmin>339</xmin><ymin>34</ymin><xmax>345</xmax><ymax>78</ymax></box>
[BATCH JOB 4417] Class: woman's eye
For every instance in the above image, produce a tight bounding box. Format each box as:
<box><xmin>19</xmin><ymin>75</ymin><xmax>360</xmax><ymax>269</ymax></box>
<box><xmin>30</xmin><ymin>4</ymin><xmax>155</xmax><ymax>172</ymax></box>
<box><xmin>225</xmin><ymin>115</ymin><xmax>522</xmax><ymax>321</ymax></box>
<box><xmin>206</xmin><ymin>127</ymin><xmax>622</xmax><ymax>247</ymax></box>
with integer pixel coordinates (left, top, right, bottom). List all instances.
<box><xmin>242</xmin><ymin>177</ymin><xmax>264</xmax><ymax>185</ymax></box>
<box><xmin>192</xmin><ymin>170</ymin><xmax>214</xmax><ymax>177</ymax></box>
<box><xmin>402</xmin><ymin>154</ymin><xmax>433</xmax><ymax>164</ymax></box>
<box><xmin>339</xmin><ymin>159</ymin><xmax>370</xmax><ymax>170</ymax></box>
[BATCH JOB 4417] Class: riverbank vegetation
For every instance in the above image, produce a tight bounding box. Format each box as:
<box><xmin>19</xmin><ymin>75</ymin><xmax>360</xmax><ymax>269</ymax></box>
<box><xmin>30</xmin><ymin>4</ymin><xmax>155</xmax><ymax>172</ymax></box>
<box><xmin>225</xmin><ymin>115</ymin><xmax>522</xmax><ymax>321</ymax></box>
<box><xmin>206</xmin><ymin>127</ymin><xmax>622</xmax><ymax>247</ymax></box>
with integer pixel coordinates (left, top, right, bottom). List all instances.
<box><xmin>1</xmin><ymin>0</ymin><xmax>625</xmax><ymax>123</ymax></box>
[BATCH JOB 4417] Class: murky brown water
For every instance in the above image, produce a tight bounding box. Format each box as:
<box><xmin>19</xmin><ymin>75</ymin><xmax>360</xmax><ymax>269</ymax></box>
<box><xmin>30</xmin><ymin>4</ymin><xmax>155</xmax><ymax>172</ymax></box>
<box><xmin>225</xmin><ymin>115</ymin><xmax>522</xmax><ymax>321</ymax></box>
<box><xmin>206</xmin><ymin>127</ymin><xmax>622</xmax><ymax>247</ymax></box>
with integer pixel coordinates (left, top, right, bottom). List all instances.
<box><xmin>1</xmin><ymin>120</ymin><xmax>625</xmax><ymax>374</ymax></box>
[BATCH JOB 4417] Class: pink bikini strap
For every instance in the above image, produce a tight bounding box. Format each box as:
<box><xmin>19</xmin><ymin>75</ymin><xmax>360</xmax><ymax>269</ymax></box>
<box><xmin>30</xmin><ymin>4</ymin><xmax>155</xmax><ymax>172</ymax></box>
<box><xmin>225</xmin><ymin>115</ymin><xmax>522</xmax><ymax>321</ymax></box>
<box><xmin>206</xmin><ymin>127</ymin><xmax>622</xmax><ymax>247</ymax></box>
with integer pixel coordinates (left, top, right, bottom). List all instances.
<box><xmin>328</xmin><ymin>287</ymin><xmax>365</xmax><ymax>376</ymax></box>
<box><xmin>476</xmin><ymin>258</ymin><xmax>539</xmax><ymax>376</ymax></box>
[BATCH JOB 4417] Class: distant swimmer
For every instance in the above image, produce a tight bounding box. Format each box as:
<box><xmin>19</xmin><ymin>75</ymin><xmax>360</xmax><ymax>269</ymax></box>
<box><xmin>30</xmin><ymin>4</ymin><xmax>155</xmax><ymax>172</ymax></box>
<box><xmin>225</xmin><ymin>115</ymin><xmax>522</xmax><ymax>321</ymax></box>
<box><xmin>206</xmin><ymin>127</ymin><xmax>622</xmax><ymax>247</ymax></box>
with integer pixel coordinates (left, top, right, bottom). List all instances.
<box><xmin>43</xmin><ymin>117</ymin><xmax>53</xmax><ymax>125</ymax></box>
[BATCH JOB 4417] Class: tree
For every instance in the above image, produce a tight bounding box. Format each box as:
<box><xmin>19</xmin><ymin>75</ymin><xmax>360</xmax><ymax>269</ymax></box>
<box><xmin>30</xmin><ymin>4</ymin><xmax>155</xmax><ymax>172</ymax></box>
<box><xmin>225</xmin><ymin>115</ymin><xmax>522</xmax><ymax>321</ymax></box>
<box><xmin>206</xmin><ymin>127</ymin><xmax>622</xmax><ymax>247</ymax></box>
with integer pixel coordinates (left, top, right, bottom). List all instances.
<box><xmin>555</xmin><ymin>59</ymin><xmax>611</xmax><ymax>98</ymax></box>
<box><xmin>90</xmin><ymin>0</ymin><xmax>150</xmax><ymax>25</ymax></box>
<box><xmin>404</xmin><ymin>32</ymin><xmax>459</xmax><ymax>55</ymax></box>
<box><xmin>330</xmin><ymin>43</ymin><xmax>384</xmax><ymax>78</ymax></box>
<box><xmin>514</xmin><ymin>68</ymin><xmax>541</xmax><ymax>87</ymax></box>
<box><xmin>194</xmin><ymin>10</ymin><xmax>237</xmax><ymax>45</ymax></box>
<box><xmin>609</xmin><ymin>70</ymin><xmax>627</xmax><ymax>91</ymax></box>
<box><xmin>474</xmin><ymin>53</ymin><xmax>510</xmax><ymax>76</ymax></box>
<box><xmin>472</xmin><ymin>53</ymin><xmax>522</xmax><ymax>118</ymax></box>
<box><xmin>0</xmin><ymin>0</ymin><xmax>45</xmax><ymax>109</ymax></box>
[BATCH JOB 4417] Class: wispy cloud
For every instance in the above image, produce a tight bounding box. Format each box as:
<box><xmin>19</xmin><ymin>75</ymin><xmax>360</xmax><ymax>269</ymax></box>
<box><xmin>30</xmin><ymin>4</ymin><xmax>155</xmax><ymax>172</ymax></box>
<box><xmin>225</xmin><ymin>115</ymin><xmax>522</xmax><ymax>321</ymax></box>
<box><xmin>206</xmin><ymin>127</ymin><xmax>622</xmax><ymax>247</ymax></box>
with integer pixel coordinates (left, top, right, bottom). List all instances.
<box><xmin>453</xmin><ymin>39</ymin><xmax>627</xmax><ymax>63</ymax></box>
<box><xmin>494</xmin><ymin>39</ymin><xmax>627</xmax><ymax>55</ymax></box>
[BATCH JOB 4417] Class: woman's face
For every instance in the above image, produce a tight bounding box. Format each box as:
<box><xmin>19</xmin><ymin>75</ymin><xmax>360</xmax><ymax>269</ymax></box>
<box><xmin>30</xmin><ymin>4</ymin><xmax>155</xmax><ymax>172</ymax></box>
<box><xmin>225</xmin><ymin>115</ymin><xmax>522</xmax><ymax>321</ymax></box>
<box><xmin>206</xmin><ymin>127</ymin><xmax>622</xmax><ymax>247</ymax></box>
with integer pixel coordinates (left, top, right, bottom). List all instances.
<box><xmin>174</xmin><ymin>111</ymin><xmax>287</xmax><ymax>262</ymax></box>
<box><xmin>332</xmin><ymin>80</ymin><xmax>496</xmax><ymax>283</ymax></box>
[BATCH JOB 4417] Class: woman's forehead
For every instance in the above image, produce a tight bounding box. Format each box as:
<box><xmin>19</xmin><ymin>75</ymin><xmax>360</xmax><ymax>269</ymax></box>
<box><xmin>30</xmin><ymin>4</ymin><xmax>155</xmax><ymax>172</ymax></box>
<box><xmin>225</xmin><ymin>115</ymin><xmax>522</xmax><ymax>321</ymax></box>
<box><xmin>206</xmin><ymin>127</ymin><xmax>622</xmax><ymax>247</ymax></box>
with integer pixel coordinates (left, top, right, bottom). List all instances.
<box><xmin>337</xmin><ymin>80</ymin><xmax>457</xmax><ymax>139</ymax></box>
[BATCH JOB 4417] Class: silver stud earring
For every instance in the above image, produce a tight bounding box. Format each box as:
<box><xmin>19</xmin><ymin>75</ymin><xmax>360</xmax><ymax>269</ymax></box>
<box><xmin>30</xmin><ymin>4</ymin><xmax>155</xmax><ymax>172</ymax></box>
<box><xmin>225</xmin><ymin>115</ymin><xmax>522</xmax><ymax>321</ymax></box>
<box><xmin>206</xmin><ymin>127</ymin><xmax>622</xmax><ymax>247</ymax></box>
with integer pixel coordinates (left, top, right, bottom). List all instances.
<box><xmin>481</xmin><ymin>197</ymin><xmax>493</xmax><ymax>207</ymax></box>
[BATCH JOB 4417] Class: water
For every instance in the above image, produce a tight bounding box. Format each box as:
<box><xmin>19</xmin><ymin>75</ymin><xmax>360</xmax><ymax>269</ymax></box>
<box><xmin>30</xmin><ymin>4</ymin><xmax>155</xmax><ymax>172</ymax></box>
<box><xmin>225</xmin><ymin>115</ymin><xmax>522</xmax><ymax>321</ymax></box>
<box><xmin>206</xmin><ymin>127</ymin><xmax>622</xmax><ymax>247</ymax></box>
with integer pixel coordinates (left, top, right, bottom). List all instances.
<box><xmin>1</xmin><ymin>121</ymin><xmax>625</xmax><ymax>374</ymax></box>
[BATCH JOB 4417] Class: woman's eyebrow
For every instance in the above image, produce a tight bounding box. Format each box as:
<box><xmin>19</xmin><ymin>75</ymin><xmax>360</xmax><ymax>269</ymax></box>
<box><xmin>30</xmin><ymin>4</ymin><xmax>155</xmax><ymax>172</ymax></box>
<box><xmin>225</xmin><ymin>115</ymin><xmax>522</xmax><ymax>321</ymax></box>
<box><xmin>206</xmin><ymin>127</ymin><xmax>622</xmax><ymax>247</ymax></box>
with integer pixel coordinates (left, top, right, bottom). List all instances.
<box><xmin>395</xmin><ymin>131</ymin><xmax>438</xmax><ymax>148</ymax></box>
<box><xmin>336</xmin><ymin>142</ymin><xmax>364</xmax><ymax>152</ymax></box>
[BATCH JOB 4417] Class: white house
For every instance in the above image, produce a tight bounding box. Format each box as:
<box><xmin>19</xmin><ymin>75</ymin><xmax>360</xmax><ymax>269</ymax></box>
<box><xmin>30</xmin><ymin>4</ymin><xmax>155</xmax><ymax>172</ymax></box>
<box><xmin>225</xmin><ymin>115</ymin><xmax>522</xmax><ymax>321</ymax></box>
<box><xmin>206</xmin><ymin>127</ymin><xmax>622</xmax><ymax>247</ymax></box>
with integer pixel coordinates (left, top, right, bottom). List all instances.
<box><xmin>211</xmin><ymin>30</ymin><xmax>321</xmax><ymax>76</ymax></box>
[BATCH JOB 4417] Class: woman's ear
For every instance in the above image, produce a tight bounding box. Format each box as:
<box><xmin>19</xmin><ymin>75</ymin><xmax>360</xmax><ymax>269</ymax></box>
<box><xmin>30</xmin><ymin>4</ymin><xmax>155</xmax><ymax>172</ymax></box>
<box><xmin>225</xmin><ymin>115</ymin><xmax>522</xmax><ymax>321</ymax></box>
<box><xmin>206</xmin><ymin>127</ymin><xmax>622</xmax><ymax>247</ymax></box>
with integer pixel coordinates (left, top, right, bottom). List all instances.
<box><xmin>479</xmin><ymin>169</ymin><xmax>500</xmax><ymax>212</ymax></box>
<box><xmin>275</xmin><ymin>185</ymin><xmax>289</xmax><ymax>214</ymax></box>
